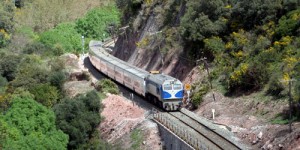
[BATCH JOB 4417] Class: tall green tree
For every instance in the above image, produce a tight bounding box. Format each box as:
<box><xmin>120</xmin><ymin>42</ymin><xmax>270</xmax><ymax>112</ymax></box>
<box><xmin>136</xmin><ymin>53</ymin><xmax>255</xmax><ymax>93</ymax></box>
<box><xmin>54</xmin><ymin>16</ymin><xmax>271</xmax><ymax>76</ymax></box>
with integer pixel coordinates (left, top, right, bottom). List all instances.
<box><xmin>53</xmin><ymin>91</ymin><xmax>101</xmax><ymax>149</ymax></box>
<box><xmin>180</xmin><ymin>0</ymin><xmax>227</xmax><ymax>41</ymax></box>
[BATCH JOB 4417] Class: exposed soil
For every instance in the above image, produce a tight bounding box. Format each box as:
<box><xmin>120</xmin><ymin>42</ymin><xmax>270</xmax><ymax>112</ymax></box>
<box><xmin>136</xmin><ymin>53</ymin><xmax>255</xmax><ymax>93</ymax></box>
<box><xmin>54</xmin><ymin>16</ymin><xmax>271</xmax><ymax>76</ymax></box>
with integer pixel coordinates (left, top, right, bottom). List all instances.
<box><xmin>182</xmin><ymin>66</ymin><xmax>300</xmax><ymax>150</ymax></box>
<box><xmin>99</xmin><ymin>94</ymin><xmax>162</xmax><ymax>150</ymax></box>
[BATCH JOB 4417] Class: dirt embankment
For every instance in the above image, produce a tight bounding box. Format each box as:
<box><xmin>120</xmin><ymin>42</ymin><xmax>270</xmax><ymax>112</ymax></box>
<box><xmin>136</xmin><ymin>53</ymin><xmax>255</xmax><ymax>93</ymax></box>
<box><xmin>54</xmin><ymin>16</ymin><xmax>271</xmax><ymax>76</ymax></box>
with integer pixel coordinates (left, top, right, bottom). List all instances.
<box><xmin>182</xmin><ymin>66</ymin><xmax>300</xmax><ymax>150</ymax></box>
<box><xmin>99</xmin><ymin>94</ymin><xmax>162</xmax><ymax>150</ymax></box>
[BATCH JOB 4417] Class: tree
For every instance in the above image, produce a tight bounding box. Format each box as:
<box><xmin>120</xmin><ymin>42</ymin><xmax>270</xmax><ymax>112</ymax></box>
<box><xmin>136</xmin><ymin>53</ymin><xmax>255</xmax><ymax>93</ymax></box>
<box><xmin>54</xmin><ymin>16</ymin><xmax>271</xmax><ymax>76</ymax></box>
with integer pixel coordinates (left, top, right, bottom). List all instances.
<box><xmin>75</xmin><ymin>5</ymin><xmax>120</xmax><ymax>39</ymax></box>
<box><xmin>0</xmin><ymin>1</ymin><xmax>15</xmax><ymax>48</ymax></box>
<box><xmin>39</xmin><ymin>23</ymin><xmax>82</xmax><ymax>54</ymax></box>
<box><xmin>0</xmin><ymin>53</ymin><xmax>21</xmax><ymax>81</ymax></box>
<box><xmin>180</xmin><ymin>0</ymin><xmax>227</xmax><ymax>41</ymax></box>
<box><xmin>29</xmin><ymin>83</ymin><xmax>59</xmax><ymax>107</ymax></box>
<box><xmin>53</xmin><ymin>91</ymin><xmax>101</xmax><ymax>149</ymax></box>
<box><xmin>9</xmin><ymin>55</ymin><xmax>50</xmax><ymax>90</ymax></box>
<box><xmin>231</xmin><ymin>0</ymin><xmax>282</xmax><ymax>29</ymax></box>
<box><xmin>0</xmin><ymin>98</ymin><xmax>68</xmax><ymax>149</ymax></box>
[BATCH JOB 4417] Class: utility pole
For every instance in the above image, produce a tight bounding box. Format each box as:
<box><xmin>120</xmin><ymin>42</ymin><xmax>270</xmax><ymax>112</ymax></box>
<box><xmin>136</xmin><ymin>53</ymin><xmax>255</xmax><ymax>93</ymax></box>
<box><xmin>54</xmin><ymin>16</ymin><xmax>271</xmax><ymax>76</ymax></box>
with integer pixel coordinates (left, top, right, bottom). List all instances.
<box><xmin>198</xmin><ymin>57</ymin><xmax>216</xmax><ymax>102</ymax></box>
<box><xmin>81</xmin><ymin>35</ymin><xmax>85</xmax><ymax>56</ymax></box>
<box><xmin>281</xmin><ymin>78</ymin><xmax>296</xmax><ymax>133</ymax></box>
<box><xmin>288</xmin><ymin>80</ymin><xmax>292</xmax><ymax>133</ymax></box>
<box><xmin>288</xmin><ymin>79</ymin><xmax>296</xmax><ymax>133</ymax></box>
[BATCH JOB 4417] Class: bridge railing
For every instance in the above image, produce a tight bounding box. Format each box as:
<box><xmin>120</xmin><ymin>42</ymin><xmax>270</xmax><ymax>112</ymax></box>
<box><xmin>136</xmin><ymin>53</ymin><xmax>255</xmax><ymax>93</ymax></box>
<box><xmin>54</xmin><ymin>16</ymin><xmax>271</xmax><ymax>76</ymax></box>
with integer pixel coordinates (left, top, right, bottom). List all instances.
<box><xmin>153</xmin><ymin>112</ymin><xmax>210</xmax><ymax>150</ymax></box>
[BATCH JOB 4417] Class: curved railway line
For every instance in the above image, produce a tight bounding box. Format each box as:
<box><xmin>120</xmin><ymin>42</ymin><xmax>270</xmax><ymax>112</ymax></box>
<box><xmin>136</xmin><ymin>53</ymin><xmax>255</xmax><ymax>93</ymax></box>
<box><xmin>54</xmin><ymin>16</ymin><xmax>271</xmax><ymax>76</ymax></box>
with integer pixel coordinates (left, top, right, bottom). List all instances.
<box><xmin>153</xmin><ymin>109</ymin><xmax>243</xmax><ymax>150</ymax></box>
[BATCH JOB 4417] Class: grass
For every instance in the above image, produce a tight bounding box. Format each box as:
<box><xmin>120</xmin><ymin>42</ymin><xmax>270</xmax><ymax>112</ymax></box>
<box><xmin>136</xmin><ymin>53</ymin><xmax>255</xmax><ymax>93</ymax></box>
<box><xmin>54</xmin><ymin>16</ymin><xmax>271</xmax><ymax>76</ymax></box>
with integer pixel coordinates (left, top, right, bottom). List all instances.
<box><xmin>271</xmin><ymin>114</ymin><xmax>298</xmax><ymax>124</ymax></box>
<box><xmin>130</xmin><ymin>129</ymin><xmax>143</xmax><ymax>150</ymax></box>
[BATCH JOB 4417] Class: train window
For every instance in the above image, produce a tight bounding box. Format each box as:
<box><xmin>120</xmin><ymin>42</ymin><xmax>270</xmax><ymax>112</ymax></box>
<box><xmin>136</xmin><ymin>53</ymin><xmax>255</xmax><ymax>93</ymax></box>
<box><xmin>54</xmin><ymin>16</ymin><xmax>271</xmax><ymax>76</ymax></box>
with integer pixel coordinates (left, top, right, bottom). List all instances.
<box><xmin>173</xmin><ymin>84</ymin><xmax>182</xmax><ymax>90</ymax></box>
<box><xmin>163</xmin><ymin>84</ymin><xmax>172</xmax><ymax>90</ymax></box>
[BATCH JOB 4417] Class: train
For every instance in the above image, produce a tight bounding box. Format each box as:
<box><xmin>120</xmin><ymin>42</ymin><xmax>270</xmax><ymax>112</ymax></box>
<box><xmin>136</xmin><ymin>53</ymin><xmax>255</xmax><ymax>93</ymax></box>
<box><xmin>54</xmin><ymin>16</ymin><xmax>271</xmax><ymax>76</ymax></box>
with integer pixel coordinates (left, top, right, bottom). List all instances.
<box><xmin>88</xmin><ymin>40</ymin><xmax>184</xmax><ymax>111</ymax></box>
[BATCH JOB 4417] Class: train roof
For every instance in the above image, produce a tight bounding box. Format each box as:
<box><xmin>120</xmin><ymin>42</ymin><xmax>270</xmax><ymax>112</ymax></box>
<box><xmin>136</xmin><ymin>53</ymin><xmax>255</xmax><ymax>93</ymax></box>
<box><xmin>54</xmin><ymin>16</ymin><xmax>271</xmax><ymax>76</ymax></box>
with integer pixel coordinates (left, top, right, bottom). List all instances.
<box><xmin>147</xmin><ymin>73</ymin><xmax>181</xmax><ymax>85</ymax></box>
<box><xmin>89</xmin><ymin>40</ymin><xmax>150</xmax><ymax>78</ymax></box>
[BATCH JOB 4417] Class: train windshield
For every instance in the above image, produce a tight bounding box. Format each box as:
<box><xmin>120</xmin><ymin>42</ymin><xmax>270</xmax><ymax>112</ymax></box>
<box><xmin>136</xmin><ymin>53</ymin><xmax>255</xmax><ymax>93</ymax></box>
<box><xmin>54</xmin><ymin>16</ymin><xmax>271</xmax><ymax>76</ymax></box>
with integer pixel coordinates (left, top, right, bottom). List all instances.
<box><xmin>163</xmin><ymin>84</ymin><xmax>172</xmax><ymax>90</ymax></box>
<box><xmin>173</xmin><ymin>84</ymin><xmax>182</xmax><ymax>90</ymax></box>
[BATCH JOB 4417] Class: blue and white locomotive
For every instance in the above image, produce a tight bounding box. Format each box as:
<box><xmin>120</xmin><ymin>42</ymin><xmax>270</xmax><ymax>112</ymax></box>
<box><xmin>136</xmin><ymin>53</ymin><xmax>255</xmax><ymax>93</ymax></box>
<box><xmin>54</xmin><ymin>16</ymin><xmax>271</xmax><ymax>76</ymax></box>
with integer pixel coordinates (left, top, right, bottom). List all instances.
<box><xmin>146</xmin><ymin>73</ymin><xmax>184</xmax><ymax>110</ymax></box>
<box><xmin>89</xmin><ymin>40</ymin><xmax>184</xmax><ymax>111</ymax></box>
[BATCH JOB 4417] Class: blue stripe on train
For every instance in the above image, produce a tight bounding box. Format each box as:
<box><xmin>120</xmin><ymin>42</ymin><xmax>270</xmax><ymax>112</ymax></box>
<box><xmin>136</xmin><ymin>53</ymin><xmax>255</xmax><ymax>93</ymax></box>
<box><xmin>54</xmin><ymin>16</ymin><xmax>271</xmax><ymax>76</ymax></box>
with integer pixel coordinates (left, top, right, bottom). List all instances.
<box><xmin>162</xmin><ymin>91</ymin><xmax>172</xmax><ymax>99</ymax></box>
<box><xmin>162</xmin><ymin>90</ymin><xmax>184</xmax><ymax>99</ymax></box>
<box><xmin>175</xmin><ymin>90</ymin><xmax>184</xmax><ymax>98</ymax></box>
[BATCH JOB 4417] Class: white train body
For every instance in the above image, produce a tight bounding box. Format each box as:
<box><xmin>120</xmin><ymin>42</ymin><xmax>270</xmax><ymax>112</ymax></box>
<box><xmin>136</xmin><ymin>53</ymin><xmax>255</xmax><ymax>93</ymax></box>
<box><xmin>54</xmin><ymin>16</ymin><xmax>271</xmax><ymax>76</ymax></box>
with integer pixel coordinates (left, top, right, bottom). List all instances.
<box><xmin>89</xmin><ymin>40</ymin><xmax>183</xmax><ymax>111</ymax></box>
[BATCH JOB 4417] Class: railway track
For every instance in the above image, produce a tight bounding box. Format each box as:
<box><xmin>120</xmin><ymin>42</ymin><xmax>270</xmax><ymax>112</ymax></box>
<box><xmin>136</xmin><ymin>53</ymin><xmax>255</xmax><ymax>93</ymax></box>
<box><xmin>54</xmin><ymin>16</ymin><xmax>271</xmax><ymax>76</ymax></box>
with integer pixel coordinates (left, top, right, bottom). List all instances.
<box><xmin>153</xmin><ymin>108</ymin><xmax>243</xmax><ymax>150</ymax></box>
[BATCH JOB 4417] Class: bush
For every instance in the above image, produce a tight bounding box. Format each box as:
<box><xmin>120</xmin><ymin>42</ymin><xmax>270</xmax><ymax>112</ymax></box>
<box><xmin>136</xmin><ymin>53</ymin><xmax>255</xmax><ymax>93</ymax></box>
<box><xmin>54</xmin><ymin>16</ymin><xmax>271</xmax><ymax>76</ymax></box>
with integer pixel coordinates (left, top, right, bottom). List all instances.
<box><xmin>9</xmin><ymin>55</ymin><xmax>50</xmax><ymax>90</ymax></box>
<box><xmin>23</xmin><ymin>41</ymin><xmax>50</xmax><ymax>56</ymax></box>
<box><xmin>39</xmin><ymin>23</ymin><xmax>82</xmax><ymax>54</ymax></box>
<box><xmin>228</xmin><ymin>62</ymin><xmax>269</xmax><ymax>93</ymax></box>
<box><xmin>0</xmin><ymin>1</ymin><xmax>15</xmax><ymax>48</ymax></box>
<box><xmin>0</xmin><ymin>53</ymin><xmax>22</xmax><ymax>81</ymax></box>
<box><xmin>0</xmin><ymin>75</ymin><xmax>8</xmax><ymax>94</ymax></box>
<box><xmin>29</xmin><ymin>83</ymin><xmax>59</xmax><ymax>107</ymax></box>
<box><xmin>266</xmin><ymin>73</ymin><xmax>286</xmax><ymax>97</ymax></box>
<box><xmin>275</xmin><ymin>9</ymin><xmax>300</xmax><ymax>37</ymax></box>
<box><xmin>48</xmin><ymin>71</ymin><xmax>66</xmax><ymax>92</ymax></box>
<box><xmin>95</xmin><ymin>79</ymin><xmax>119</xmax><ymax>94</ymax></box>
<box><xmin>75</xmin><ymin>5</ymin><xmax>120</xmax><ymax>40</ymax></box>
<box><xmin>191</xmin><ymin>81</ymin><xmax>209</xmax><ymax>107</ymax></box>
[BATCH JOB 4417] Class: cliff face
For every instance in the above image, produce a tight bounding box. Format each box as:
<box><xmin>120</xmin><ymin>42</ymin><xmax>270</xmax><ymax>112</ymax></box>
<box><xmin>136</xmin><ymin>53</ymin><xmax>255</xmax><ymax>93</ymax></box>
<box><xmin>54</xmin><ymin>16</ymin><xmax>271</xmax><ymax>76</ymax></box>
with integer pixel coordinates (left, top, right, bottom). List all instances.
<box><xmin>113</xmin><ymin>1</ymin><xmax>194</xmax><ymax>81</ymax></box>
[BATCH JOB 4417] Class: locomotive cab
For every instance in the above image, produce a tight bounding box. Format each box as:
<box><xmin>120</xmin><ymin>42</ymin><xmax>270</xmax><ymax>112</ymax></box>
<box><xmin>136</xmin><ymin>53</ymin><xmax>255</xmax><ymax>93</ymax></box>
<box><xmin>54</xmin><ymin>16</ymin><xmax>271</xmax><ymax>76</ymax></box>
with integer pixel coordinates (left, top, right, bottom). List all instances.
<box><xmin>161</xmin><ymin>79</ymin><xmax>184</xmax><ymax>110</ymax></box>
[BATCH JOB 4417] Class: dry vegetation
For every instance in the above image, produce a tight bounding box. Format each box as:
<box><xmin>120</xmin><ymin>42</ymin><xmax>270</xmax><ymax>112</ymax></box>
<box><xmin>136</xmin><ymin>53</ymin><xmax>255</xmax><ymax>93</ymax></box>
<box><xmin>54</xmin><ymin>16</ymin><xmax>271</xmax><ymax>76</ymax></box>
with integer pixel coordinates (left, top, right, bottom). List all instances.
<box><xmin>14</xmin><ymin>0</ymin><xmax>114</xmax><ymax>32</ymax></box>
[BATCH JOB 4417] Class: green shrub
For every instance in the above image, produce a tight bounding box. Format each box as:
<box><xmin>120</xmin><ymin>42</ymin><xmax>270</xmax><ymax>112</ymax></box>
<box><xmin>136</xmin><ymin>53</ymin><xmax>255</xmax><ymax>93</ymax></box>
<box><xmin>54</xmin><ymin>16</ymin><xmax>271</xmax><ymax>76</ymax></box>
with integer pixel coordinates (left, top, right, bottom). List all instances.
<box><xmin>9</xmin><ymin>55</ymin><xmax>50</xmax><ymax>90</ymax></box>
<box><xmin>266</xmin><ymin>73</ymin><xmax>286</xmax><ymax>97</ymax></box>
<box><xmin>0</xmin><ymin>1</ymin><xmax>15</xmax><ymax>48</ymax></box>
<box><xmin>95</xmin><ymin>79</ymin><xmax>119</xmax><ymax>94</ymax></box>
<box><xmin>275</xmin><ymin>9</ymin><xmax>300</xmax><ymax>37</ymax></box>
<box><xmin>228</xmin><ymin>61</ymin><xmax>269</xmax><ymax>93</ymax></box>
<box><xmin>75</xmin><ymin>5</ymin><xmax>120</xmax><ymax>40</ymax></box>
<box><xmin>29</xmin><ymin>83</ymin><xmax>59</xmax><ymax>107</ymax></box>
<box><xmin>0</xmin><ymin>53</ymin><xmax>22</xmax><ymax>81</ymax></box>
<box><xmin>0</xmin><ymin>75</ymin><xmax>7</xmax><ymax>94</ymax></box>
<box><xmin>23</xmin><ymin>41</ymin><xmax>49</xmax><ymax>56</ymax></box>
<box><xmin>39</xmin><ymin>23</ymin><xmax>82</xmax><ymax>54</ymax></box>
<box><xmin>48</xmin><ymin>71</ymin><xmax>66</xmax><ymax>92</ymax></box>
<box><xmin>191</xmin><ymin>82</ymin><xmax>209</xmax><ymax>107</ymax></box>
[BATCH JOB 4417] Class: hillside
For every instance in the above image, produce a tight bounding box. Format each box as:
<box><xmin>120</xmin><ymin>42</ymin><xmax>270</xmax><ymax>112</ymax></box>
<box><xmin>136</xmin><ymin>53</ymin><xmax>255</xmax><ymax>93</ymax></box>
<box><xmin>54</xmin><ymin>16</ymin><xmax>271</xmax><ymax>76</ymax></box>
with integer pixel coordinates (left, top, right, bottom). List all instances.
<box><xmin>0</xmin><ymin>0</ymin><xmax>119</xmax><ymax>149</ymax></box>
<box><xmin>113</xmin><ymin>0</ymin><xmax>300</xmax><ymax>148</ymax></box>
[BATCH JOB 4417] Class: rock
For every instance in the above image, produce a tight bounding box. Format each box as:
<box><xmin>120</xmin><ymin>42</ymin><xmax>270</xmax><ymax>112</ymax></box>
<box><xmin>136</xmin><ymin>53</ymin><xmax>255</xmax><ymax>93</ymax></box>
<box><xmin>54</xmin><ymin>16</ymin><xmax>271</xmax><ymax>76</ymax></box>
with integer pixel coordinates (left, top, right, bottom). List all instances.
<box><xmin>267</xmin><ymin>144</ymin><xmax>273</xmax><ymax>149</ymax></box>
<box><xmin>278</xmin><ymin>144</ymin><xmax>284</xmax><ymax>149</ymax></box>
<box><xmin>143</xmin><ymin>141</ymin><xmax>146</xmax><ymax>145</ymax></box>
<box><xmin>262</xmin><ymin>140</ymin><xmax>270</xmax><ymax>149</ymax></box>
<box><xmin>257</xmin><ymin>131</ymin><xmax>263</xmax><ymax>140</ymax></box>
<box><xmin>252</xmin><ymin>140</ymin><xmax>258</xmax><ymax>145</ymax></box>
